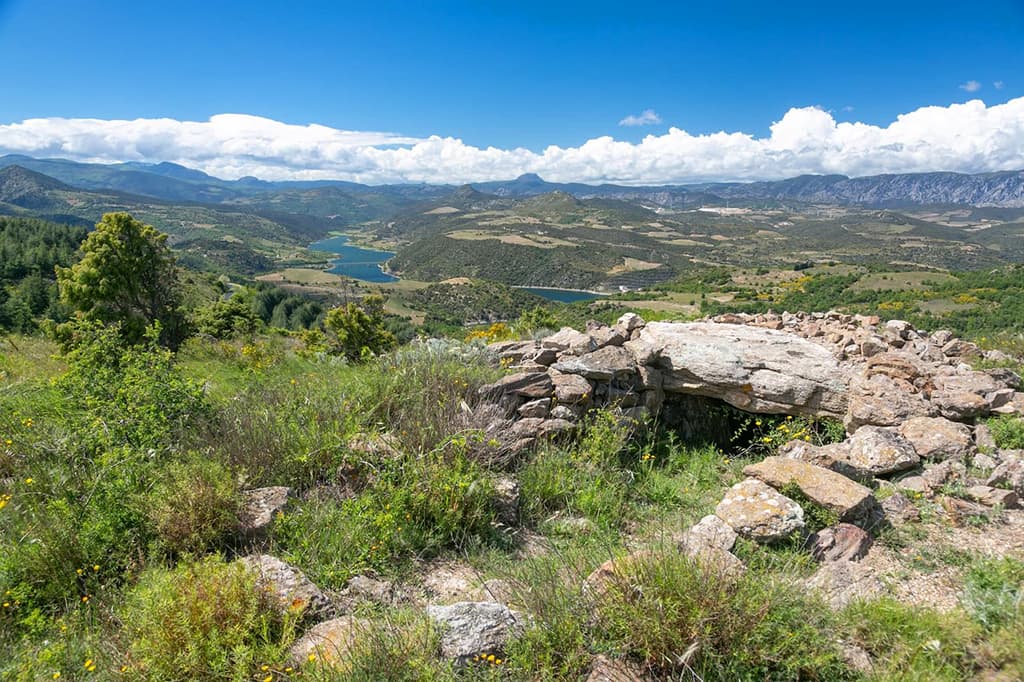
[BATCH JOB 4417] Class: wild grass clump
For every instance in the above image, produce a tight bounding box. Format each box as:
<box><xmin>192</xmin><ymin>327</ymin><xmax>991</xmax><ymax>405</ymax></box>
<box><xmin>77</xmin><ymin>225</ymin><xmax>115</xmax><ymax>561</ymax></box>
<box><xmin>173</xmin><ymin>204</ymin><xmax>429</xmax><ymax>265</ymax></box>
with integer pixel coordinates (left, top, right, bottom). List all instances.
<box><xmin>594</xmin><ymin>550</ymin><xmax>852</xmax><ymax>680</ymax></box>
<box><xmin>519</xmin><ymin>411</ymin><xmax>634</xmax><ymax>528</ymax></box>
<box><xmin>274</xmin><ymin>444</ymin><xmax>504</xmax><ymax>588</ymax></box>
<box><xmin>146</xmin><ymin>454</ymin><xmax>242</xmax><ymax>557</ymax></box>
<box><xmin>363</xmin><ymin>339</ymin><xmax>502</xmax><ymax>454</ymax></box>
<box><xmin>842</xmin><ymin>598</ymin><xmax>980</xmax><ymax>681</ymax></box>
<box><xmin>121</xmin><ymin>555</ymin><xmax>296</xmax><ymax>681</ymax></box>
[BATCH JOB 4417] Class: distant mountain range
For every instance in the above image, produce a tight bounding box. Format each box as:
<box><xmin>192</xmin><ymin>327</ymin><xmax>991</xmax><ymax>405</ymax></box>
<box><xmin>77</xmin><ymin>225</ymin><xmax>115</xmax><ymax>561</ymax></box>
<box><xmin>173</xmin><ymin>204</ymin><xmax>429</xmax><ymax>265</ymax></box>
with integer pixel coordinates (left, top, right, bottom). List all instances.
<box><xmin>2</xmin><ymin>154</ymin><xmax>1024</xmax><ymax>208</ymax></box>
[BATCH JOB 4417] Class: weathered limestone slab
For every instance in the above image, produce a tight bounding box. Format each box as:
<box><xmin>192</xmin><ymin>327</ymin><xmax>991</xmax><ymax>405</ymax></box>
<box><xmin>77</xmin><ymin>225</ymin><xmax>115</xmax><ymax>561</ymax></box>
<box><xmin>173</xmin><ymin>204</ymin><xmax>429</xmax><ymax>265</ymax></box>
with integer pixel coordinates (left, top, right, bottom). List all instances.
<box><xmin>625</xmin><ymin>322</ymin><xmax>849</xmax><ymax>417</ymax></box>
<box><xmin>288</xmin><ymin>616</ymin><xmax>368</xmax><ymax>669</ymax></box>
<box><xmin>898</xmin><ymin>417</ymin><xmax>974</xmax><ymax>461</ymax></box>
<box><xmin>715</xmin><ymin>478</ymin><xmax>805</xmax><ymax>543</ymax></box>
<box><xmin>743</xmin><ymin>457</ymin><xmax>876</xmax><ymax>522</ymax></box>
<box><xmin>552</xmin><ymin>345</ymin><xmax>636</xmax><ymax>382</ymax></box>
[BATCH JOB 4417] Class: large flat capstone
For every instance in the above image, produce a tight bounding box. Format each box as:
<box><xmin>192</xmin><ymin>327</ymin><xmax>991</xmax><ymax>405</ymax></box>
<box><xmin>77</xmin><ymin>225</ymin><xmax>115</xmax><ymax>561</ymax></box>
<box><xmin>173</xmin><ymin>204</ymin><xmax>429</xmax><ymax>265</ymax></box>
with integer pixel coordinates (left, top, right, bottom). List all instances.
<box><xmin>625</xmin><ymin>322</ymin><xmax>849</xmax><ymax>417</ymax></box>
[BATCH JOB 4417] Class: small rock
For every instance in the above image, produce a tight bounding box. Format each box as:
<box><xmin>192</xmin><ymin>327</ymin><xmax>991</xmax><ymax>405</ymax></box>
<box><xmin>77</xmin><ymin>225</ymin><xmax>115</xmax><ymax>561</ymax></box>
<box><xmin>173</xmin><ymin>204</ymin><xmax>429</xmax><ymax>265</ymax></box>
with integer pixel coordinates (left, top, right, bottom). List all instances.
<box><xmin>582</xmin><ymin>550</ymin><xmax>659</xmax><ymax>601</ymax></box>
<box><xmin>241</xmin><ymin>554</ymin><xmax>330</xmax><ymax>618</ymax></box>
<box><xmin>840</xmin><ymin>426</ymin><xmax>920</xmax><ymax>476</ymax></box>
<box><xmin>484</xmin><ymin>371</ymin><xmax>553</xmax><ymax>400</ymax></box>
<box><xmin>898</xmin><ymin>417</ymin><xmax>974</xmax><ymax>461</ymax></box>
<box><xmin>549</xmin><ymin>404</ymin><xmax>578</xmax><ymax>421</ymax></box>
<box><xmin>987</xmin><ymin>456</ymin><xmax>1024</xmax><ymax>496</ymax></box>
<box><xmin>804</xmin><ymin>559</ymin><xmax>884</xmax><ymax>609</ymax></box>
<box><xmin>963</xmin><ymin>485</ymin><xmax>1020</xmax><ymax>508</ymax></box>
<box><xmin>493</xmin><ymin>476</ymin><xmax>520</xmax><ymax>526</ymax></box>
<box><xmin>511</xmin><ymin>417</ymin><xmax>545</xmax><ymax>439</ymax></box>
<box><xmin>679</xmin><ymin>514</ymin><xmax>738</xmax><ymax>553</ymax></box>
<box><xmin>517</xmin><ymin>398</ymin><xmax>551</xmax><ymax>419</ymax></box>
<box><xmin>615</xmin><ymin>312</ymin><xmax>646</xmax><ymax>333</ymax></box>
<box><xmin>972</xmin><ymin>452</ymin><xmax>999</xmax><ymax>472</ymax></box>
<box><xmin>714</xmin><ymin>478</ymin><xmax>805</xmax><ymax>543</ymax></box>
<box><xmin>346</xmin><ymin>575</ymin><xmax>396</xmax><ymax>605</ymax></box>
<box><xmin>840</xmin><ymin>642</ymin><xmax>874</xmax><ymax>674</ymax></box>
<box><xmin>550</xmin><ymin>371</ymin><xmax>594</xmax><ymax>404</ymax></box>
<box><xmin>538</xmin><ymin>418</ymin><xmax>575</xmax><ymax>438</ymax></box>
<box><xmin>880</xmin><ymin>492</ymin><xmax>921</xmax><ymax>525</ymax></box>
<box><xmin>974</xmin><ymin>424</ymin><xmax>998</xmax><ymax>452</ymax></box>
<box><xmin>896</xmin><ymin>475</ymin><xmax>931</xmax><ymax>496</ymax></box>
<box><xmin>425</xmin><ymin>601</ymin><xmax>524</xmax><ymax>664</ymax></box>
<box><xmin>586</xmin><ymin>654</ymin><xmax>651</xmax><ymax>682</ymax></box>
<box><xmin>921</xmin><ymin>460</ymin><xmax>967</xmax><ymax>489</ymax></box>
<box><xmin>288</xmin><ymin>616</ymin><xmax>368</xmax><ymax>669</ymax></box>
<box><xmin>238</xmin><ymin>486</ymin><xmax>292</xmax><ymax>536</ymax></box>
<box><xmin>543</xmin><ymin>327</ymin><xmax>598</xmax><ymax>355</ymax></box>
<box><xmin>809</xmin><ymin>524</ymin><xmax>872</xmax><ymax>562</ymax></box>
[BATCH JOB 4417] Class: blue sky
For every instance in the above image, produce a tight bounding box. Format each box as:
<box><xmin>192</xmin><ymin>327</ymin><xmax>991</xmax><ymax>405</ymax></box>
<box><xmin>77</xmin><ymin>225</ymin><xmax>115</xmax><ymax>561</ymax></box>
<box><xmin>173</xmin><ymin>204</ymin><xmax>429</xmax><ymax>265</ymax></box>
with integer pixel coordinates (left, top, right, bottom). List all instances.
<box><xmin>0</xmin><ymin>0</ymin><xmax>1022</xmax><ymax>183</ymax></box>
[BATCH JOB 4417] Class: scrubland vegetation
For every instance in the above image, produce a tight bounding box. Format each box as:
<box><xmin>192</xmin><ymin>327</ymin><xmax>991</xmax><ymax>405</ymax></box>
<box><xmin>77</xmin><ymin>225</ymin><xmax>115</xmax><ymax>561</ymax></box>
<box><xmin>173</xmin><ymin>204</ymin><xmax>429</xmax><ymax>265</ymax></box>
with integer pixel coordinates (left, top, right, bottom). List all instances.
<box><xmin>2</xmin><ymin>212</ymin><xmax>1024</xmax><ymax>680</ymax></box>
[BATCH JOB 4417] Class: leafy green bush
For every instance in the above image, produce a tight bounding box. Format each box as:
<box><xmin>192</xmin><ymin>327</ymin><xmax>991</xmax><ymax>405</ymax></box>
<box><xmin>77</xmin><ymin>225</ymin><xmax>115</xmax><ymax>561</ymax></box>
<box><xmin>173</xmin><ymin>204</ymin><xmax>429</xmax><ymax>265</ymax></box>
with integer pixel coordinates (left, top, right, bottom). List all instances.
<box><xmin>121</xmin><ymin>555</ymin><xmax>295</xmax><ymax>681</ymax></box>
<box><xmin>57</xmin><ymin>320</ymin><xmax>209</xmax><ymax>452</ymax></box>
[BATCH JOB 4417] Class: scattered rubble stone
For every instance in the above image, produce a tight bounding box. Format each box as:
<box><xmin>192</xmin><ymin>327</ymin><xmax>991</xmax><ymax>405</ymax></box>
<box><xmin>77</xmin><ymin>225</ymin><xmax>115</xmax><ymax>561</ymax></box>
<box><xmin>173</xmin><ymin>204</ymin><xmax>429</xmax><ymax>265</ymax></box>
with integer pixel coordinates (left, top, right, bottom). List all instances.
<box><xmin>425</xmin><ymin>601</ymin><xmax>524</xmax><ymax>664</ymax></box>
<box><xmin>809</xmin><ymin>524</ymin><xmax>872</xmax><ymax>562</ymax></box>
<box><xmin>715</xmin><ymin>478</ymin><xmax>805</xmax><ymax>543</ymax></box>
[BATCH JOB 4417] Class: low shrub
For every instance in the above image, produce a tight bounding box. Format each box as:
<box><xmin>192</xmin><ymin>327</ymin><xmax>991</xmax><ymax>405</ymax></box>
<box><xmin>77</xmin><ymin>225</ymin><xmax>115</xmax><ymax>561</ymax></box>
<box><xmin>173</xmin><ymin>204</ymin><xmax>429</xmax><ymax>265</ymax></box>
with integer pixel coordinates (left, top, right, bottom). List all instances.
<box><xmin>121</xmin><ymin>555</ymin><xmax>295</xmax><ymax>680</ymax></box>
<box><xmin>594</xmin><ymin>550</ymin><xmax>852</xmax><ymax>679</ymax></box>
<box><xmin>146</xmin><ymin>454</ymin><xmax>241</xmax><ymax>557</ymax></box>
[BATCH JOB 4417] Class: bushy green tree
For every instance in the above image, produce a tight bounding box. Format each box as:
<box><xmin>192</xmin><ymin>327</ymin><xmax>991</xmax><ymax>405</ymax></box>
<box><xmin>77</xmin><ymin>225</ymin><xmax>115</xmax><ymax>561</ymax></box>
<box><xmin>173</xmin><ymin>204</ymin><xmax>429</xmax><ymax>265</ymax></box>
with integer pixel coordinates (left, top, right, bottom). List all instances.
<box><xmin>191</xmin><ymin>295</ymin><xmax>260</xmax><ymax>339</ymax></box>
<box><xmin>56</xmin><ymin>212</ymin><xmax>187</xmax><ymax>348</ymax></box>
<box><xmin>323</xmin><ymin>294</ymin><xmax>397</xmax><ymax>361</ymax></box>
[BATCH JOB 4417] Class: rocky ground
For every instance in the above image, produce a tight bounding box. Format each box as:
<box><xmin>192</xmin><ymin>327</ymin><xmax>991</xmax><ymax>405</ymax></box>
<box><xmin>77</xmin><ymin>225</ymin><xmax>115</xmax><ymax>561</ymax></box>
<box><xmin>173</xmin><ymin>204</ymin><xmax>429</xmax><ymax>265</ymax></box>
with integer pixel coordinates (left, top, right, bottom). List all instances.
<box><xmin>229</xmin><ymin>312</ymin><xmax>1024</xmax><ymax>678</ymax></box>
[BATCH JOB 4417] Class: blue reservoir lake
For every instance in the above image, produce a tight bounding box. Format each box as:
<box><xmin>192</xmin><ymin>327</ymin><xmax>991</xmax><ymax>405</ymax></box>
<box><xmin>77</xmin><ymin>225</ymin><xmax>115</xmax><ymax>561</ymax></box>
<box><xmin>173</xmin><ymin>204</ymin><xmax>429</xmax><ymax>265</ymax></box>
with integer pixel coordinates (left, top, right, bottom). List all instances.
<box><xmin>519</xmin><ymin>287</ymin><xmax>603</xmax><ymax>303</ymax></box>
<box><xmin>310</xmin><ymin>235</ymin><xmax>398</xmax><ymax>283</ymax></box>
<box><xmin>309</xmin><ymin>235</ymin><xmax>604</xmax><ymax>301</ymax></box>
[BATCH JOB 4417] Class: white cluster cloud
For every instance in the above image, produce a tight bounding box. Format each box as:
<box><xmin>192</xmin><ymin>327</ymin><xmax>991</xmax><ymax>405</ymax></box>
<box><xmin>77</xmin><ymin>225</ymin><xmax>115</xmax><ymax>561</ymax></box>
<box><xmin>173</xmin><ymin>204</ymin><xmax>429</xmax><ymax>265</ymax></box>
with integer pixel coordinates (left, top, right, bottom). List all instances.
<box><xmin>618</xmin><ymin>109</ymin><xmax>662</xmax><ymax>127</ymax></box>
<box><xmin>960</xmin><ymin>80</ymin><xmax>982</xmax><ymax>92</ymax></box>
<box><xmin>1</xmin><ymin>99</ymin><xmax>1023</xmax><ymax>185</ymax></box>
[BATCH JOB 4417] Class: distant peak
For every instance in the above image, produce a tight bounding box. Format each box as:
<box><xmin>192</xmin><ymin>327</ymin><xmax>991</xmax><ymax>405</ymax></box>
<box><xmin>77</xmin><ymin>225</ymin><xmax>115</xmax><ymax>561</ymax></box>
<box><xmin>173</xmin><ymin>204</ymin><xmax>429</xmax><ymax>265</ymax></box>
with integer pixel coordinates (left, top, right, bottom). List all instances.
<box><xmin>515</xmin><ymin>173</ymin><xmax>545</xmax><ymax>183</ymax></box>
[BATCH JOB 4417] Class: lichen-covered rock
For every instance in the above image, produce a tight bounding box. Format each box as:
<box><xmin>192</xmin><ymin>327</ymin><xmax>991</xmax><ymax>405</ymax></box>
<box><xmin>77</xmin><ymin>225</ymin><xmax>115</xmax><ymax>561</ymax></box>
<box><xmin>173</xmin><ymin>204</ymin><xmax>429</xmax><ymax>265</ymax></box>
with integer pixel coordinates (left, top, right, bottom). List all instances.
<box><xmin>846</xmin><ymin>374</ymin><xmax>936</xmax><ymax>430</ymax></box>
<box><xmin>481</xmin><ymin>371</ymin><xmax>553</xmax><ymax>399</ymax></box>
<box><xmin>426</xmin><ymin>601</ymin><xmax>524</xmax><ymax>663</ymax></box>
<box><xmin>880</xmin><ymin>492</ymin><xmax>920</xmax><ymax>525</ymax></box>
<box><xmin>288</xmin><ymin>616</ymin><xmax>368</xmax><ymax>669</ymax></box>
<box><xmin>517</xmin><ymin>398</ymin><xmax>551</xmax><ymax>418</ymax></box>
<box><xmin>586</xmin><ymin>654</ymin><xmax>652</xmax><ymax>682</ymax></box>
<box><xmin>550</xmin><ymin>371</ymin><xmax>594</xmax><ymax>404</ymax></box>
<box><xmin>679</xmin><ymin>514</ymin><xmax>738</xmax><ymax>553</ymax></box>
<box><xmin>898</xmin><ymin>417</ymin><xmax>974</xmax><ymax>461</ymax></box>
<box><xmin>715</xmin><ymin>478</ymin><xmax>805</xmax><ymax>543</ymax></box>
<box><xmin>238</xmin><ymin>486</ymin><xmax>291</xmax><ymax>536</ymax></box>
<box><xmin>241</xmin><ymin>554</ymin><xmax>330</xmax><ymax>618</ymax></box>
<box><xmin>552</xmin><ymin>345</ymin><xmax>636</xmax><ymax>382</ymax></box>
<box><xmin>625</xmin><ymin>321</ymin><xmax>849</xmax><ymax>417</ymax></box>
<box><xmin>742</xmin><ymin>457</ymin><xmax>876</xmax><ymax>522</ymax></box>
<box><xmin>543</xmin><ymin>327</ymin><xmax>598</xmax><ymax>355</ymax></box>
<box><xmin>987</xmin><ymin>455</ymin><xmax>1024</xmax><ymax>496</ymax></box>
<box><xmin>839</xmin><ymin>426</ymin><xmax>920</xmax><ymax>476</ymax></box>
